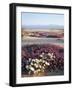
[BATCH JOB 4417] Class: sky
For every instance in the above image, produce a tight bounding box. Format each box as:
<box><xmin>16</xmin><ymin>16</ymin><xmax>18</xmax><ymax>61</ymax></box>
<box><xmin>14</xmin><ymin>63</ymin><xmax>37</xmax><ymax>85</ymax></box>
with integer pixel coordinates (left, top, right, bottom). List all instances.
<box><xmin>21</xmin><ymin>12</ymin><xmax>64</xmax><ymax>28</ymax></box>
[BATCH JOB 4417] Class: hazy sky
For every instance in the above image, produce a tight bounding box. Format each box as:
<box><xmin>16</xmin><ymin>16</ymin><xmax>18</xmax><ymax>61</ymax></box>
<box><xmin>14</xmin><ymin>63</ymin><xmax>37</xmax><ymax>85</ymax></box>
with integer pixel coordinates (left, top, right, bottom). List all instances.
<box><xmin>21</xmin><ymin>12</ymin><xmax>64</xmax><ymax>27</ymax></box>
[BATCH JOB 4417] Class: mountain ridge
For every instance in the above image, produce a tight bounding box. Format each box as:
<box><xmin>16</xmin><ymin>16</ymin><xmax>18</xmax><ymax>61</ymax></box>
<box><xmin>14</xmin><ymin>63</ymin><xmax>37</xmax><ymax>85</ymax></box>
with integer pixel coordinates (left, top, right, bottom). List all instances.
<box><xmin>22</xmin><ymin>25</ymin><xmax>64</xmax><ymax>29</ymax></box>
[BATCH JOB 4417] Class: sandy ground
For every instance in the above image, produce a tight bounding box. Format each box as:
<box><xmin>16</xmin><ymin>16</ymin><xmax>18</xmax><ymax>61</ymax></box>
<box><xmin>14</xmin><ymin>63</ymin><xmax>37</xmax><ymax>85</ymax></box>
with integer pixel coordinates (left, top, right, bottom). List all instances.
<box><xmin>22</xmin><ymin>36</ymin><xmax>64</xmax><ymax>47</ymax></box>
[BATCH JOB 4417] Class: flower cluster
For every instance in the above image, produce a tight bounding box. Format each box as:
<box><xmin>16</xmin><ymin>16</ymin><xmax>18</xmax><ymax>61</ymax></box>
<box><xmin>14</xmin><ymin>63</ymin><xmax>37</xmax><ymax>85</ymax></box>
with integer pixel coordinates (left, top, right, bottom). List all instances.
<box><xmin>22</xmin><ymin>44</ymin><xmax>64</xmax><ymax>76</ymax></box>
<box><xmin>25</xmin><ymin>52</ymin><xmax>55</xmax><ymax>76</ymax></box>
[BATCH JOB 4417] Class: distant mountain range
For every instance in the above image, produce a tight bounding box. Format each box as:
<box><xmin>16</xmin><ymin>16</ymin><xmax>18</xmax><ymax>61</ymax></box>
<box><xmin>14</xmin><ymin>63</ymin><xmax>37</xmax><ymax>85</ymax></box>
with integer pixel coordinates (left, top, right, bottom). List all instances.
<box><xmin>22</xmin><ymin>25</ymin><xmax>64</xmax><ymax>29</ymax></box>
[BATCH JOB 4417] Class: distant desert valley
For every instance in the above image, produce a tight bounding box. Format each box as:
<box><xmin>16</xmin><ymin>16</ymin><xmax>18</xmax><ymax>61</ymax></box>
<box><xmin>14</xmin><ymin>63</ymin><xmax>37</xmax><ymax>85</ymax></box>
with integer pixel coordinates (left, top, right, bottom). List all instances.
<box><xmin>21</xmin><ymin>28</ymin><xmax>64</xmax><ymax>39</ymax></box>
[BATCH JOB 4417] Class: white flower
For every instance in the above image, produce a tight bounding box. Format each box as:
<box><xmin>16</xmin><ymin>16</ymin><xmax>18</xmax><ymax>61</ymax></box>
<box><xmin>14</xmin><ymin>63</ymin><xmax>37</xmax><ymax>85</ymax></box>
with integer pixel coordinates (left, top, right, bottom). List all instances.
<box><xmin>45</xmin><ymin>62</ymin><xmax>50</xmax><ymax>66</ymax></box>
<box><xmin>26</xmin><ymin>65</ymin><xmax>29</xmax><ymax>69</ymax></box>
<box><xmin>29</xmin><ymin>58</ymin><xmax>31</xmax><ymax>61</ymax></box>
<box><xmin>30</xmin><ymin>66</ymin><xmax>35</xmax><ymax>71</ymax></box>
<box><xmin>39</xmin><ymin>65</ymin><xmax>42</xmax><ymax>68</ymax></box>
<box><xmin>32</xmin><ymin>59</ymin><xmax>35</xmax><ymax>62</ymax></box>
<box><xmin>34</xmin><ymin>63</ymin><xmax>38</xmax><ymax>68</ymax></box>
<box><xmin>40</xmin><ymin>54</ymin><xmax>43</xmax><ymax>57</ymax></box>
<box><xmin>42</xmin><ymin>52</ymin><xmax>45</xmax><ymax>55</ymax></box>
<box><xmin>31</xmin><ymin>62</ymin><xmax>33</xmax><ymax>65</ymax></box>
